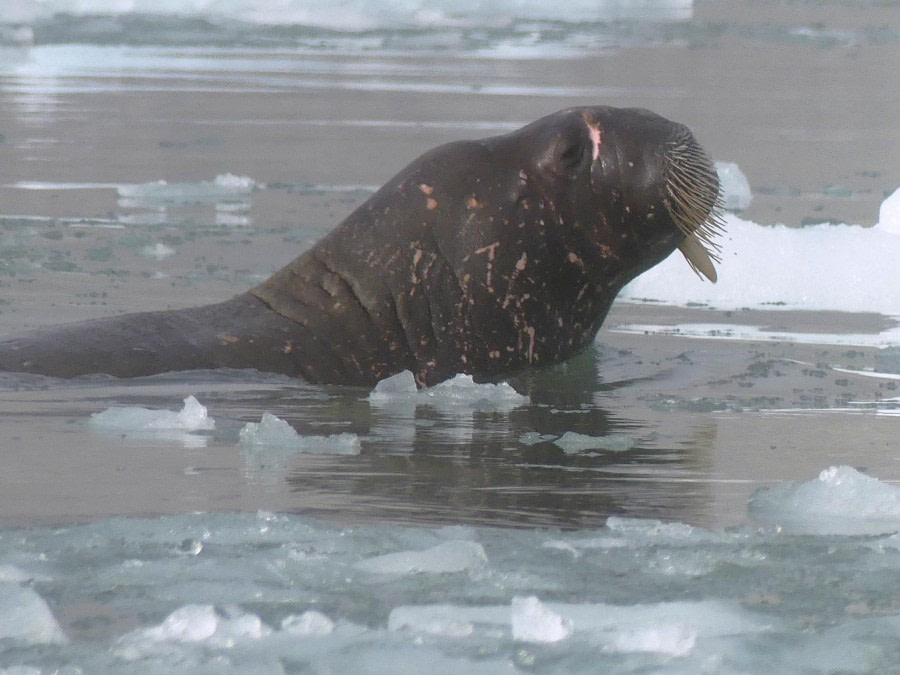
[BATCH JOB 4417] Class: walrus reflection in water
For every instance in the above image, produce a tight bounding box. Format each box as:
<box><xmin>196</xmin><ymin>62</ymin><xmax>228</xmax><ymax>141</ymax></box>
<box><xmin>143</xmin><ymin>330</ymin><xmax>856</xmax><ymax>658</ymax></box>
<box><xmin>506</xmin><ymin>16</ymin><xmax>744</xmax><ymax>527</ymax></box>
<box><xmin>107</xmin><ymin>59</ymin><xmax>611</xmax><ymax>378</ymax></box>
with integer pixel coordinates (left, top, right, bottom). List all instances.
<box><xmin>0</xmin><ymin>107</ymin><xmax>724</xmax><ymax>387</ymax></box>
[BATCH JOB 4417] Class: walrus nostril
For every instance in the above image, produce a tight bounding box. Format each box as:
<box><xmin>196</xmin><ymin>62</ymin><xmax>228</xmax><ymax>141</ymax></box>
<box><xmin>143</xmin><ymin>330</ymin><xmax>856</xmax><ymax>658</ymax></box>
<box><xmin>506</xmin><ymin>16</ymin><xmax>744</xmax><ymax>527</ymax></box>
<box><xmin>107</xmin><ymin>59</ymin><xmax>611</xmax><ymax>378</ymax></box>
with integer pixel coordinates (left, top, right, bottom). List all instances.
<box><xmin>663</xmin><ymin>131</ymin><xmax>726</xmax><ymax>282</ymax></box>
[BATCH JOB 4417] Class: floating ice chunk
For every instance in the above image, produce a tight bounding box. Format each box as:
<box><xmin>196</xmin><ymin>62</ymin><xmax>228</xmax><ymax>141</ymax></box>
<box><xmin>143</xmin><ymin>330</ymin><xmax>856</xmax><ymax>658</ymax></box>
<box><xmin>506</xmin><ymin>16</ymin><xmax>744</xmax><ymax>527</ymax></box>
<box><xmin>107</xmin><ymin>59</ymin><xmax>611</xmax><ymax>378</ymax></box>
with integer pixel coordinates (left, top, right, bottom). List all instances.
<box><xmin>88</xmin><ymin>395</ymin><xmax>215</xmax><ymax>432</ymax></box>
<box><xmin>553</xmin><ymin>431</ymin><xmax>635</xmax><ymax>454</ymax></box>
<box><xmin>749</xmin><ymin>465</ymin><xmax>900</xmax><ymax>534</ymax></box>
<box><xmin>605</xmin><ymin>516</ymin><xmax>698</xmax><ymax>540</ymax></box>
<box><xmin>281</xmin><ymin>610</ymin><xmax>335</xmax><ymax>636</ymax></box>
<box><xmin>388</xmin><ymin>598</ymin><xmax>767</xmax><ymax>648</ymax></box>
<box><xmin>355</xmin><ymin>540</ymin><xmax>487</xmax><ymax>575</ymax></box>
<box><xmin>541</xmin><ymin>536</ymin><xmax>628</xmax><ymax>557</ymax></box>
<box><xmin>879</xmin><ymin>186</ymin><xmax>900</xmax><ymax>235</ymax></box>
<box><xmin>715</xmin><ymin>161</ymin><xmax>752</xmax><ymax>211</ymax></box>
<box><xmin>117</xmin><ymin>174</ymin><xmax>257</xmax><ymax>208</ymax></box>
<box><xmin>239</xmin><ymin>412</ymin><xmax>361</xmax><ymax>455</ymax></box>
<box><xmin>511</xmin><ymin>596</ymin><xmax>573</xmax><ymax>643</ymax></box>
<box><xmin>0</xmin><ymin>565</ymin><xmax>36</xmax><ymax>582</ymax></box>
<box><xmin>611</xmin><ymin>623</ymin><xmax>697</xmax><ymax>656</ymax></box>
<box><xmin>212</xmin><ymin>173</ymin><xmax>257</xmax><ymax>191</ymax></box>
<box><xmin>368</xmin><ymin>370</ymin><xmax>528</xmax><ymax>409</ymax></box>
<box><xmin>0</xmin><ymin>666</ymin><xmax>42</xmax><ymax>675</ymax></box>
<box><xmin>541</xmin><ymin>540</ymin><xmax>583</xmax><ymax>558</ymax></box>
<box><xmin>388</xmin><ymin>605</ymin><xmax>475</xmax><ymax>637</ymax></box>
<box><xmin>425</xmin><ymin>374</ymin><xmax>529</xmax><ymax>407</ymax></box>
<box><xmin>560</xmin><ymin>599</ymin><xmax>772</xmax><ymax>643</ymax></box>
<box><xmin>368</xmin><ymin>369</ymin><xmax>418</xmax><ymax>402</ymax></box>
<box><xmin>118</xmin><ymin>604</ymin><xmax>271</xmax><ymax>660</ymax></box>
<box><xmin>139</xmin><ymin>242</ymin><xmax>175</xmax><ymax>260</ymax></box>
<box><xmin>146</xmin><ymin>604</ymin><xmax>218</xmax><ymax>643</ymax></box>
<box><xmin>519</xmin><ymin>431</ymin><xmax>557</xmax><ymax>445</ymax></box>
<box><xmin>0</xmin><ymin>584</ymin><xmax>67</xmax><ymax>644</ymax></box>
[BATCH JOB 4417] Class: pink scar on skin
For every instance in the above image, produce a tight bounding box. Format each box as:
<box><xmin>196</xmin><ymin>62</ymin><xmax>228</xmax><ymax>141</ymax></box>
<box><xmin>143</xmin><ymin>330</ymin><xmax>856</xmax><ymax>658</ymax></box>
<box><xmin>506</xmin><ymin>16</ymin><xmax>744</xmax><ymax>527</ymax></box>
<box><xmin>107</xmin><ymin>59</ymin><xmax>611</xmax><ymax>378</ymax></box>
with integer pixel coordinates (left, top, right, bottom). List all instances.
<box><xmin>581</xmin><ymin>115</ymin><xmax>602</xmax><ymax>161</ymax></box>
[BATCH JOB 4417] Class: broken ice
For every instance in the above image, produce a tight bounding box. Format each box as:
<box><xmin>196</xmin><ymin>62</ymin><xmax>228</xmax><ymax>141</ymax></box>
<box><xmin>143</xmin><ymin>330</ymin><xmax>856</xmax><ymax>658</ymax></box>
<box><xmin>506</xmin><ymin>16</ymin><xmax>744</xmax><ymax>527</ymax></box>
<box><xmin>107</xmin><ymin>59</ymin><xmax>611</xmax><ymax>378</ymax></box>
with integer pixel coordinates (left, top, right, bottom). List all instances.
<box><xmin>368</xmin><ymin>370</ymin><xmax>529</xmax><ymax>409</ymax></box>
<box><xmin>355</xmin><ymin>540</ymin><xmax>487</xmax><ymax>575</ymax></box>
<box><xmin>88</xmin><ymin>395</ymin><xmax>214</xmax><ymax>432</ymax></box>
<box><xmin>749</xmin><ymin>465</ymin><xmax>900</xmax><ymax>534</ymax></box>
<box><xmin>117</xmin><ymin>173</ymin><xmax>258</xmax><ymax>208</ymax></box>
<box><xmin>553</xmin><ymin>431</ymin><xmax>635</xmax><ymax>454</ymax></box>
<box><xmin>239</xmin><ymin>412</ymin><xmax>361</xmax><ymax>455</ymax></box>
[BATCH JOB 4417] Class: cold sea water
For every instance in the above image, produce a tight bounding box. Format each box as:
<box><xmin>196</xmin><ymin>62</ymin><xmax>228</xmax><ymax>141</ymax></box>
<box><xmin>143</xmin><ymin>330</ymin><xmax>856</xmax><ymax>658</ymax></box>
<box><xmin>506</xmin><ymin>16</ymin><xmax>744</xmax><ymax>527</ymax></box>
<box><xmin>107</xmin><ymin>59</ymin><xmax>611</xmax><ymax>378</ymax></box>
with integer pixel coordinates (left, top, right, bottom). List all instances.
<box><xmin>0</xmin><ymin>0</ymin><xmax>899</xmax><ymax>671</ymax></box>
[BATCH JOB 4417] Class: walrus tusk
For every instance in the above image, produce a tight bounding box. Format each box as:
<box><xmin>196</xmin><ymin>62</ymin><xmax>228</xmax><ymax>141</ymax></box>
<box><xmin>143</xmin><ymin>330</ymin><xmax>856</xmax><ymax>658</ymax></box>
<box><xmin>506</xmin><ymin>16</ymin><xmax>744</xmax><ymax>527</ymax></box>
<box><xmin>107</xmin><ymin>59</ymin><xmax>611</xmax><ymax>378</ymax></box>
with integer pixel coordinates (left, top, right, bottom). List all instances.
<box><xmin>678</xmin><ymin>235</ymin><xmax>718</xmax><ymax>283</ymax></box>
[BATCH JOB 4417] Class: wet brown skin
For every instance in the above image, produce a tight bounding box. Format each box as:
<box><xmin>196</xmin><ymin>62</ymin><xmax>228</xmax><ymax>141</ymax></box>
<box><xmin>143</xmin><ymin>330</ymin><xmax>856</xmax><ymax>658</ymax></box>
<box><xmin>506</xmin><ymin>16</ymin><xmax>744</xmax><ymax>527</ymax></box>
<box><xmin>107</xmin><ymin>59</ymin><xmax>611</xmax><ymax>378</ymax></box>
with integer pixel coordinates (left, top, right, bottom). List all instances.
<box><xmin>0</xmin><ymin>107</ymin><xmax>719</xmax><ymax>387</ymax></box>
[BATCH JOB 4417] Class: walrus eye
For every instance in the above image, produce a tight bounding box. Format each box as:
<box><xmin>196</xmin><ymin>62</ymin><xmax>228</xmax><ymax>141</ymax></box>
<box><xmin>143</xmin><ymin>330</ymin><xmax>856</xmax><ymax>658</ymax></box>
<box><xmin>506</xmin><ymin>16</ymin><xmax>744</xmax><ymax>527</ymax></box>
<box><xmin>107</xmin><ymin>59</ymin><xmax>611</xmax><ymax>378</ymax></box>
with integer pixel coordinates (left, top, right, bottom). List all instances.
<box><xmin>559</xmin><ymin>142</ymin><xmax>586</xmax><ymax>171</ymax></box>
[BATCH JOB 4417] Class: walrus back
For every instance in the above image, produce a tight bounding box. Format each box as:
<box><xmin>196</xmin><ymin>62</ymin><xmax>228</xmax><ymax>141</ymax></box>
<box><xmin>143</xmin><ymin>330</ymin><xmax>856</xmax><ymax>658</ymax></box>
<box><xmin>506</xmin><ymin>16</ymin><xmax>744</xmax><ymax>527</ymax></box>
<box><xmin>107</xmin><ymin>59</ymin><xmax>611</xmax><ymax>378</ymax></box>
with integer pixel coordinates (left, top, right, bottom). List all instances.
<box><xmin>0</xmin><ymin>294</ymin><xmax>308</xmax><ymax>379</ymax></box>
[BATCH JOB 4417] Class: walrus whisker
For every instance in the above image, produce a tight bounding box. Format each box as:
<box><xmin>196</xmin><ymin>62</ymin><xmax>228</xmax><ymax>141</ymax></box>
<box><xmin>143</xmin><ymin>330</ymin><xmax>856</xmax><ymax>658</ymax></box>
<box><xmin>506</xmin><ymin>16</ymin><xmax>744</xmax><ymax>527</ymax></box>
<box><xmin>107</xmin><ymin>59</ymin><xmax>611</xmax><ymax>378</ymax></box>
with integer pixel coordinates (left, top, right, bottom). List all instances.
<box><xmin>663</xmin><ymin>134</ymin><xmax>725</xmax><ymax>282</ymax></box>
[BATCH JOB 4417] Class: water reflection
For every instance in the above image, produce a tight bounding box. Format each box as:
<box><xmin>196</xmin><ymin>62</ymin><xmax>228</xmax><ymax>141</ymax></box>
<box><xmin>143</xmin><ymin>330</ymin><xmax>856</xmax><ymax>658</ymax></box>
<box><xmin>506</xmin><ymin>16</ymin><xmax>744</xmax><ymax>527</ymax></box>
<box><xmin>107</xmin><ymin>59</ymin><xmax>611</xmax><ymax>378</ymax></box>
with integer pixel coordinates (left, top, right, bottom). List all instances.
<box><xmin>247</xmin><ymin>349</ymin><xmax>717</xmax><ymax>529</ymax></box>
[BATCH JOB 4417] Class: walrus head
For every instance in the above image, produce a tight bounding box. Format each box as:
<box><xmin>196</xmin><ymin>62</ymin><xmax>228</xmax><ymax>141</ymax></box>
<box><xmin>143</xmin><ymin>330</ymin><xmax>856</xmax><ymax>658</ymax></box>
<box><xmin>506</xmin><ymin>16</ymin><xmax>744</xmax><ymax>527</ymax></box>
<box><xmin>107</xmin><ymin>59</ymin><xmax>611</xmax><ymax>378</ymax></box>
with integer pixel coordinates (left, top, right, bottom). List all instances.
<box><xmin>252</xmin><ymin>106</ymin><xmax>725</xmax><ymax>385</ymax></box>
<box><xmin>501</xmin><ymin>106</ymin><xmax>724</xmax><ymax>284</ymax></box>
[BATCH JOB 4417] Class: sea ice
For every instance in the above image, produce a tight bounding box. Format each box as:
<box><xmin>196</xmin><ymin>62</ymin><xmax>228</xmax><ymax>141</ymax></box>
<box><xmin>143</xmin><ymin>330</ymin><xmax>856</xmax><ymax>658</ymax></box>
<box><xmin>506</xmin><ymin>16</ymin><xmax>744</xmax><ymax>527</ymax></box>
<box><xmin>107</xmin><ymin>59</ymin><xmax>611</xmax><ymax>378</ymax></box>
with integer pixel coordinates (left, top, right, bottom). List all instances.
<box><xmin>552</xmin><ymin>431</ymin><xmax>635</xmax><ymax>454</ymax></box>
<box><xmin>715</xmin><ymin>161</ymin><xmax>752</xmax><ymax>211</ymax></box>
<box><xmin>388</xmin><ymin>605</ymin><xmax>476</xmax><ymax>637</ymax></box>
<box><xmin>117</xmin><ymin>173</ymin><xmax>257</xmax><ymax>208</ymax></box>
<box><xmin>5</xmin><ymin>0</ymin><xmax>695</xmax><ymax>30</ymax></box>
<box><xmin>519</xmin><ymin>431</ymin><xmax>557</xmax><ymax>445</ymax></box>
<box><xmin>610</xmin><ymin>623</ymin><xmax>697</xmax><ymax>656</ymax></box>
<box><xmin>748</xmin><ymin>465</ymin><xmax>900</xmax><ymax>534</ymax></box>
<box><xmin>239</xmin><ymin>412</ymin><xmax>361</xmax><ymax>455</ymax></box>
<box><xmin>0</xmin><ymin>583</ymin><xmax>67</xmax><ymax>644</ymax></box>
<box><xmin>368</xmin><ymin>369</ymin><xmax>418</xmax><ymax>402</ymax></box>
<box><xmin>879</xmin><ymin>186</ymin><xmax>900</xmax><ymax>235</ymax></box>
<box><xmin>139</xmin><ymin>242</ymin><xmax>175</xmax><ymax>260</ymax></box>
<box><xmin>622</xmin><ymin>207</ymin><xmax>900</xmax><ymax>317</ymax></box>
<box><xmin>88</xmin><ymin>395</ymin><xmax>215</xmax><ymax>432</ymax></box>
<box><xmin>117</xmin><ymin>604</ymin><xmax>271</xmax><ymax>660</ymax></box>
<box><xmin>368</xmin><ymin>370</ymin><xmax>529</xmax><ymax>409</ymax></box>
<box><xmin>2</xmin><ymin>507</ymin><xmax>898</xmax><ymax>672</ymax></box>
<box><xmin>212</xmin><ymin>173</ymin><xmax>257</xmax><ymax>191</ymax></box>
<box><xmin>355</xmin><ymin>540</ymin><xmax>487</xmax><ymax>575</ymax></box>
<box><xmin>281</xmin><ymin>610</ymin><xmax>335</xmax><ymax>636</ymax></box>
<box><xmin>604</xmin><ymin>516</ymin><xmax>699</xmax><ymax>540</ymax></box>
<box><xmin>511</xmin><ymin>596</ymin><xmax>573</xmax><ymax>643</ymax></box>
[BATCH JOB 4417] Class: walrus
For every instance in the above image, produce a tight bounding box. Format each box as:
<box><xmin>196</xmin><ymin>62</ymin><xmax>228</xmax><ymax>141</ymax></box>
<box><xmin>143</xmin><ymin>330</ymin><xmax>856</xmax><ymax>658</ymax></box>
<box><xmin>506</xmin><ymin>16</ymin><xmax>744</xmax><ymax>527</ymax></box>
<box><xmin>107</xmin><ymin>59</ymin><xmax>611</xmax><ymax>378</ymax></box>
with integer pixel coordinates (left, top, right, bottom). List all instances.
<box><xmin>0</xmin><ymin>107</ymin><xmax>723</xmax><ymax>387</ymax></box>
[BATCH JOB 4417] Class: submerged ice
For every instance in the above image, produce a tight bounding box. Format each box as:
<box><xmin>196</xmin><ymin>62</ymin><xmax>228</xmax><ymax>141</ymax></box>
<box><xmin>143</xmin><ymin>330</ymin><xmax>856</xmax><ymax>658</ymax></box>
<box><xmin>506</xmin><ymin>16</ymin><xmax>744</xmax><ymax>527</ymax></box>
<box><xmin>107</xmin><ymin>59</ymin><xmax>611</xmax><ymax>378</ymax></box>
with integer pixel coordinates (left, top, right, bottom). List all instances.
<box><xmin>2</xmin><ymin>472</ymin><xmax>900</xmax><ymax>673</ymax></box>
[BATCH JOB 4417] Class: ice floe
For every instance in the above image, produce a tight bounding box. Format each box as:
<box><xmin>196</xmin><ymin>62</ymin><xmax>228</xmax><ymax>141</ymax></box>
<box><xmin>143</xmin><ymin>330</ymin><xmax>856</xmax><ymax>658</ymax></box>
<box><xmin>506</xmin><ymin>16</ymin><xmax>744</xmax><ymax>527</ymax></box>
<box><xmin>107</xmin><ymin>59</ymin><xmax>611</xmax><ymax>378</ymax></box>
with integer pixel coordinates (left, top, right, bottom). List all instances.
<box><xmin>622</xmin><ymin>187</ymin><xmax>900</xmax><ymax>318</ymax></box>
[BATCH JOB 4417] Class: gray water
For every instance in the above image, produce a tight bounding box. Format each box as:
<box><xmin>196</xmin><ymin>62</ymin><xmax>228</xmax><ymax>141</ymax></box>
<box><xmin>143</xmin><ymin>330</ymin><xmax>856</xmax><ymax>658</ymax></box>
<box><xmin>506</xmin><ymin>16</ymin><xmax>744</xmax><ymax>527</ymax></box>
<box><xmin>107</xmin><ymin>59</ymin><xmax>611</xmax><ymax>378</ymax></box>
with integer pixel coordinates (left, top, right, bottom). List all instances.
<box><xmin>1</xmin><ymin>1</ymin><xmax>899</xmax><ymax>671</ymax></box>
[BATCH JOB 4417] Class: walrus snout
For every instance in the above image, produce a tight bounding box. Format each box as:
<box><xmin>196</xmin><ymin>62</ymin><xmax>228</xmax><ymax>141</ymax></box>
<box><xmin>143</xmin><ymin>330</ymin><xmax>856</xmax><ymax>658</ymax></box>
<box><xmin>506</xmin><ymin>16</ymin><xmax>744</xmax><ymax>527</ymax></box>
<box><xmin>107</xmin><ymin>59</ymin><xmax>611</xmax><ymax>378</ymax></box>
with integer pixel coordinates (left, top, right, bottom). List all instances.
<box><xmin>662</xmin><ymin>126</ymin><xmax>725</xmax><ymax>282</ymax></box>
<box><xmin>580</xmin><ymin>108</ymin><xmax>723</xmax><ymax>281</ymax></box>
